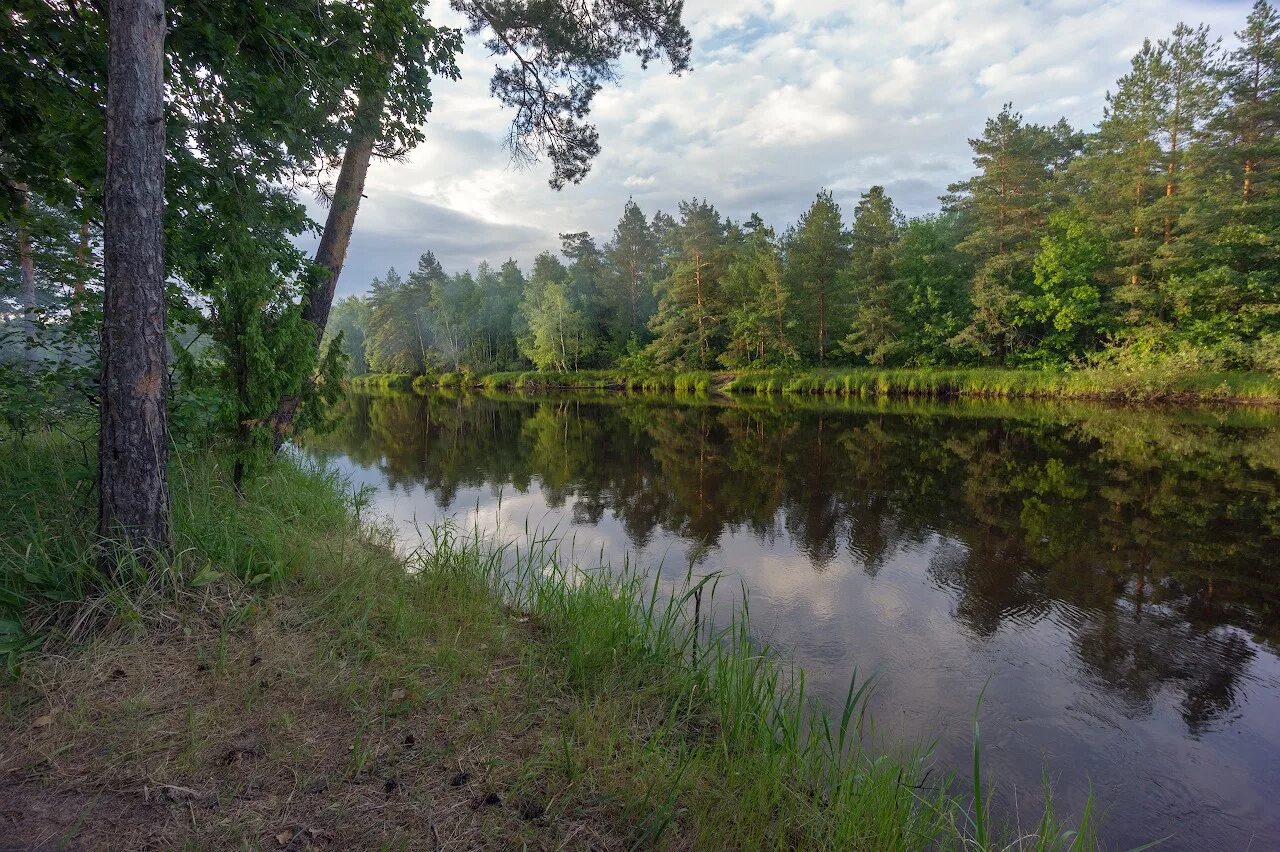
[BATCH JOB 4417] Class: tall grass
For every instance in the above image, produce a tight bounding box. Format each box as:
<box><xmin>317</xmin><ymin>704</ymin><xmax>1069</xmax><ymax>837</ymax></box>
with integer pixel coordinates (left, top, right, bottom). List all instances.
<box><xmin>347</xmin><ymin>372</ymin><xmax>414</xmax><ymax>391</ymax></box>
<box><xmin>0</xmin><ymin>429</ymin><xmax>361</xmax><ymax>662</ymax></box>
<box><xmin>345</xmin><ymin>366</ymin><xmax>1280</xmax><ymax>404</ymax></box>
<box><xmin>722</xmin><ymin>366</ymin><xmax>1280</xmax><ymax>402</ymax></box>
<box><xmin>415</xmin><ymin>525</ymin><xmax>1099</xmax><ymax>850</ymax></box>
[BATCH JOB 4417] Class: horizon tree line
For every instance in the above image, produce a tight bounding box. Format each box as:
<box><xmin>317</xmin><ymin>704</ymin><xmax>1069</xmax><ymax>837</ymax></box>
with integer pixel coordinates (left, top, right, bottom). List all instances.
<box><xmin>330</xmin><ymin>3</ymin><xmax>1280</xmax><ymax>378</ymax></box>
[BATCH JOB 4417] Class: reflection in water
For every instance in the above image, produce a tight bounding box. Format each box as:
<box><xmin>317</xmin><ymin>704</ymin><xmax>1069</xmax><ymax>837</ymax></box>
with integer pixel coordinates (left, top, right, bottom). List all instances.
<box><xmin>301</xmin><ymin>391</ymin><xmax>1280</xmax><ymax>850</ymax></box>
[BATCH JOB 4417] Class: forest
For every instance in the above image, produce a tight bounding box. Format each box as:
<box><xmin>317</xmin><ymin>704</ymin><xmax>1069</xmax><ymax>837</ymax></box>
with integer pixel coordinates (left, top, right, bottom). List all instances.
<box><xmin>2</xmin><ymin>0</ymin><xmax>1278</xmax><ymax>848</ymax></box>
<box><xmin>329</xmin><ymin>4</ymin><xmax>1280</xmax><ymax>380</ymax></box>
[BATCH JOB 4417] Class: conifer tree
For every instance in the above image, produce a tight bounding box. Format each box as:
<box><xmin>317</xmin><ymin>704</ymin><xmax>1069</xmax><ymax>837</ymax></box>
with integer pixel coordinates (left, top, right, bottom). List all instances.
<box><xmin>784</xmin><ymin>191</ymin><xmax>851</xmax><ymax>364</ymax></box>
<box><xmin>945</xmin><ymin>105</ymin><xmax>1080</xmax><ymax>360</ymax></box>
<box><xmin>1168</xmin><ymin>3</ymin><xmax>1280</xmax><ymax>361</ymax></box>
<box><xmin>561</xmin><ymin>231</ymin><xmax>608</xmax><ymax>358</ymax></box>
<box><xmin>1153</xmin><ymin>23</ymin><xmax>1221</xmax><ymax>252</ymax></box>
<box><xmin>720</xmin><ymin>214</ymin><xmax>793</xmax><ymax>366</ymax></box>
<box><xmin>365</xmin><ymin>268</ymin><xmax>420</xmax><ymax>373</ymax></box>
<box><xmin>1069</xmin><ymin>42</ymin><xmax>1168</xmax><ymax>337</ymax></box>
<box><xmin>604</xmin><ymin>200</ymin><xmax>660</xmax><ymax>345</ymax></box>
<box><xmin>842</xmin><ymin>186</ymin><xmax>903</xmax><ymax>364</ymax></box>
<box><xmin>647</xmin><ymin>200</ymin><xmax>730</xmax><ymax>368</ymax></box>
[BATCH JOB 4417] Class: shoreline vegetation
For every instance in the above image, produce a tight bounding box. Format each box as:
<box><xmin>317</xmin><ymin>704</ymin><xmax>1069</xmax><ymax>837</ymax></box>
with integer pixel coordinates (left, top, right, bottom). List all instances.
<box><xmin>1</xmin><ymin>431</ymin><xmax>1097</xmax><ymax>849</ymax></box>
<box><xmin>347</xmin><ymin>366</ymin><xmax>1280</xmax><ymax>405</ymax></box>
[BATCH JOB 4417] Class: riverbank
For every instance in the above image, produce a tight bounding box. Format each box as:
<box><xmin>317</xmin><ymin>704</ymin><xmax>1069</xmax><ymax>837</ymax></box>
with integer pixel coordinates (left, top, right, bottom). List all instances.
<box><xmin>1</xmin><ymin>432</ymin><xmax>1096</xmax><ymax>849</ymax></box>
<box><xmin>351</xmin><ymin>365</ymin><xmax>1280</xmax><ymax>405</ymax></box>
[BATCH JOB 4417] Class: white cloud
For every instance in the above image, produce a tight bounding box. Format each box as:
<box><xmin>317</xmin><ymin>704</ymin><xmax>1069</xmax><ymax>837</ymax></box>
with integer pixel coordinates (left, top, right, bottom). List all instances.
<box><xmin>335</xmin><ymin>0</ymin><xmax>1255</xmax><ymax>297</ymax></box>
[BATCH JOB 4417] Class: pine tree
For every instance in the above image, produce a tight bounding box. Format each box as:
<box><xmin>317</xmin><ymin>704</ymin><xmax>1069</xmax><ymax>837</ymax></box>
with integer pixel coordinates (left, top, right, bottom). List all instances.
<box><xmin>784</xmin><ymin>190</ymin><xmax>851</xmax><ymax>364</ymax></box>
<box><xmin>946</xmin><ymin>105</ymin><xmax>1080</xmax><ymax>360</ymax></box>
<box><xmin>99</xmin><ymin>0</ymin><xmax>170</xmax><ymax>566</ymax></box>
<box><xmin>1167</xmin><ymin>2</ymin><xmax>1280</xmax><ymax>362</ymax></box>
<box><xmin>720</xmin><ymin>214</ymin><xmax>794</xmax><ymax>366</ymax></box>
<box><xmin>1072</xmin><ymin>41</ymin><xmax>1166</xmax><ymax>333</ymax></box>
<box><xmin>842</xmin><ymin>186</ymin><xmax>903</xmax><ymax>364</ymax></box>
<box><xmin>604</xmin><ymin>199</ymin><xmax>659</xmax><ymax>345</ymax></box>
<box><xmin>561</xmin><ymin>231</ymin><xmax>608</xmax><ymax>359</ymax></box>
<box><xmin>646</xmin><ymin>199</ymin><xmax>729</xmax><ymax>368</ymax></box>
<box><xmin>1153</xmin><ymin>23</ymin><xmax>1221</xmax><ymax>252</ymax></box>
<box><xmin>365</xmin><ymin>268</ymin><xmax>420</xmax><ymax>372</ymax></box>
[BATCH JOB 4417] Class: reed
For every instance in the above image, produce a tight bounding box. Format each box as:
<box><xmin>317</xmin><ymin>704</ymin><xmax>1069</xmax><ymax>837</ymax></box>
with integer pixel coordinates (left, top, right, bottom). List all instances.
<box><xmin>346</xmin><ymin>366</ymin><xmax>1280</xmax><ymax>404</ymax></box>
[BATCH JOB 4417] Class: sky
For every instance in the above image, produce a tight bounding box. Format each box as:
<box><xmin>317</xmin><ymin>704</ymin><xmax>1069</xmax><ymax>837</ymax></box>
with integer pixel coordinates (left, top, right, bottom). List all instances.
<box><xmin>328</xmin><ymin>0</ymin><xmax>1255</xmax><ymax>298</ymax></box>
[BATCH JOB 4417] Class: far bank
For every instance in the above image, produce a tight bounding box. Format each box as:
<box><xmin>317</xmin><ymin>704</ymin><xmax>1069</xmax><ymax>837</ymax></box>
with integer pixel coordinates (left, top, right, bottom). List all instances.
<box><xmin>347</xmin><ymin>366</ymin><xmax>1280</xmax><ymax>405</ymax></box>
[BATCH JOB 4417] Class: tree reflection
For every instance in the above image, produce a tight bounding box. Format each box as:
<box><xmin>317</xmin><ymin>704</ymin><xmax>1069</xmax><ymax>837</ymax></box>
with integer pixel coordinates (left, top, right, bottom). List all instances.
<box><xmin>302</xmin><ymin>392</ymin><xmax>1280</xmax><ymax>732</ymax></box>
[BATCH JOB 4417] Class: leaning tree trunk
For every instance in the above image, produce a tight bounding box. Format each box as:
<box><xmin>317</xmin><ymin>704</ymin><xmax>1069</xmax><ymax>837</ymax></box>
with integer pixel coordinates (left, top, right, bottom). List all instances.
<box><xmin>99</xmin><ymin>0</ymin><xmax>170</xmax><ymax>568</ymax></box>
<box><xmin>73</xmin><ymin>218</ymin><xmax>91</xmax><ymax>315</ymax></box>
<box><xmin>15</xmin><ymin>183</ymin><xmax>36</xmax><ymax>366</ymax></box>
<box><xmin>269</xmin><ymin>88</ymin><xmax>383</xmax><ymax>443</ymax></box>
<box><xmin>301</xmin><ymin>100</ymin><xmax>380</xmax><ymax>340</ymax></box>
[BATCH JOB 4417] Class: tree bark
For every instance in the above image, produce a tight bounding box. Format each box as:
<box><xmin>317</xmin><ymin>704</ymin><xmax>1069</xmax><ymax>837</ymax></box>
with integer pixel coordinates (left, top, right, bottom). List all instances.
<box><xmin>99</xmin><ymin>0</ymin><xmax>170</xmax><ymax>567</ymax></box>
<box><xmin>269</xmin><ymin>88</ymin><xmax>383</xmax><ymax>442</ymax></box>
<box><xmin>301</xmin><ymin>101</ymin><xmax>380</xmax><ymax>341</ymax></box>
<box><xmin>73</xmin><ymin>218</ymin><xmax>91</xmax><ymax>314</ymax></box>
<box><xmin>15</xmin><ymin>184</ymin><xmax>36</xmax><ymax>366</ymax></box>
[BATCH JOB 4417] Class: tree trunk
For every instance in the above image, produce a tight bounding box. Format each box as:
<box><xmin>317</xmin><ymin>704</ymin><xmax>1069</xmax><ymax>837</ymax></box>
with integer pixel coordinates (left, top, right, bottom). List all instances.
<box><xmin>99</xmin><ymin>0</ymin><xmax>170</xmax><ymax>567</ymax></box>
<box><xmin>73</xmin><ymin>218</ymin><xmax>91</xmax><ymax>314</ymax></box>
<box><xmin>270</xmin><ymin>87</ymin><xmax>383</xmax><ymax>443</ymax></box>
<box><xmin>693</xmin><ymin>249</ymin><xmax>706</xmax><ymax>367</ymax></box>
<box><xmin>301</xmin><ymin>92</ymin><xmax>382</xmax><ymax>341</ymax></box>
<box><xmin>817</xmin><ymin>288</ymin><xmax>826</xmax><ymax>365</ymax></box>
<box><xmin>15</xmin><ymin>184</ymin><xmax>36</xmax><ymax>365</ymax></box>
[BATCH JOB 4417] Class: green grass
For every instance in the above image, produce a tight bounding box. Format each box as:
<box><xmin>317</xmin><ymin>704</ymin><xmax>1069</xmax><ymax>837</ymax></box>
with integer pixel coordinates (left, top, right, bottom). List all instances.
<box><xmin>2</xmin><ymin>427</ymin><xmax>1101</xmax><ymax>848</ymax></box>
<box><xmin>722</xmin><ymin>366</ymin><xmax>1280</xmax><ymax>402</ymax></box>
<box><xmin>352</xmin><ymin>366</ymin><xmax>1280</xmax><ymax>404</ymax></box>
<box><xmin>347</xmin><ymin>372</ymin><xmax>415</xmax><ymax>391</ymax></box>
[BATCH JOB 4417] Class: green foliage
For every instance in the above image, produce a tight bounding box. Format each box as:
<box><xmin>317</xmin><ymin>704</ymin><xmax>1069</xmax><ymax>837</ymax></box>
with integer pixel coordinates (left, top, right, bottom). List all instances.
<box><xmin>647</xmin><ymin>199</ymin><xmax>731</xmax><ymax>369</ymax></box>
<box><xmin>945</xmin><ymin>105</ymin><xmax>1082</xmax><ymax>361</ymax></box>
<box><xmin>784</xmin><ymin>190</ymin><xmax>851</xmax><ymax>364</ymax></box>
<box><xmin>841</xmin><ymin>186</ymin><xmax>904</xmax><ymax>364</ymax></box>
<box><xmin>1025</xmin><ymin>212</ymin><xmax>1113</xmax><ymax>365</ymax></box>
<box><xmin>719</xmin><ymin>214</ymin><xmax>795</xmax><ymax>367</ymax></box>
<box><xmin>894</xmin><ymin>214</ymin><xmax>975</xmax><ymax>366</ymax></box>
<box><xmin>173</xmin><ymin>187</ymin><xmax>345</xmax><ymax>481</ymax></box>
<box><xmin>519</xmin><ymin>252</ymin><xmax>596</xmax><ymax>372</ymax></box>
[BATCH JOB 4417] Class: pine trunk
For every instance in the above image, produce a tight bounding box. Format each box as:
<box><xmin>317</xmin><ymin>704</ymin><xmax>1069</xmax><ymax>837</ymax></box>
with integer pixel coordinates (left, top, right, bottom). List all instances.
<box><xmin>73</xmin><ymin>219</ymin><xmax>91</xmax><ymax>314</ymax></box>
<box><xmin>16</xmin><ymin>184</ymin><xmax>36</xmax><ymax>365</ymax></box>
<box><xmin>99</xmin><ymin>0</ymin><xmax>170</xmax><ymax>567</ymax></box>
<box><xmin>301</xmin><ymin>92</ymin><xmax>382</xmax><ymax>341</ymax></box>
<box><xmin>694</xmin><ymin>249</ymin><xmax>706</xmax><ymax>367</ymax></box>
<box><xmin>817</xmin><ymin>289</ymin><xmax>826</xmax><ymax>365</ymax></box>
<box><xmin>270</xmin><ymin>87</ymin><xmax>383</xmax><ymax>441</ymax></box>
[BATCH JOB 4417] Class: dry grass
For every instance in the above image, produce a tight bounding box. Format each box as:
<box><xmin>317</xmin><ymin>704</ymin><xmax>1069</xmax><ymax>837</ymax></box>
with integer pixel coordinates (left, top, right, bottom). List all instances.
<box><xmin>0</xmin><ymin>577</ymin><xmax>642</xmax><ymax>850</ymax></box>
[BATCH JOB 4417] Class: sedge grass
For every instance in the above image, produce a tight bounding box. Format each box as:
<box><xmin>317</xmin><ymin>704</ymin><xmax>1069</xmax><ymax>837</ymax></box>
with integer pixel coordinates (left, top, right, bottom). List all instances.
<box><xmin>351</xmin><ymin>366</ymin><xmax>1280</xmax><ymax>404</ymax></box>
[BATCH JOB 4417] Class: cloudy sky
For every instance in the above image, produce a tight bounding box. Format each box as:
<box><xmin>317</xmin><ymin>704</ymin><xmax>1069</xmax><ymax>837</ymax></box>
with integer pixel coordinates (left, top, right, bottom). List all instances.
<box><xmin>331</xmin><ymin>0</ymin><xmax>1254</xmax><ymax>297</ymax></box>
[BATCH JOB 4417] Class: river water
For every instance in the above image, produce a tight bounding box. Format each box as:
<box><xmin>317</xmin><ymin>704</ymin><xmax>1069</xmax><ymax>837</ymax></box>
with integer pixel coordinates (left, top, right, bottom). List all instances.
<box><xmin>299</xmin><ymin>390</ymin><xmax>1280</xmax><ymax>850</ymax></box>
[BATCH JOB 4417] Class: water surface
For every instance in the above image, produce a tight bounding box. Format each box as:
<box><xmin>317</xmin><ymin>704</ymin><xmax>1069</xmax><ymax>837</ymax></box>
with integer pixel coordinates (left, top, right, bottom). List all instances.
<box><xmin>300</xmin><ymin>390</ymin><xmax>1280</xmax><ymax>850</ymax></box>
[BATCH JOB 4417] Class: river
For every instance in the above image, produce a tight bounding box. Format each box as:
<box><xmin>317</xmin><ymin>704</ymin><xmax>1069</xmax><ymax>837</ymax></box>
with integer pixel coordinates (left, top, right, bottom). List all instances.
<box><xmin>299</xmin><ymin>390</ymin><xmax>1280</xmax><ymax>850</ymax></box>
